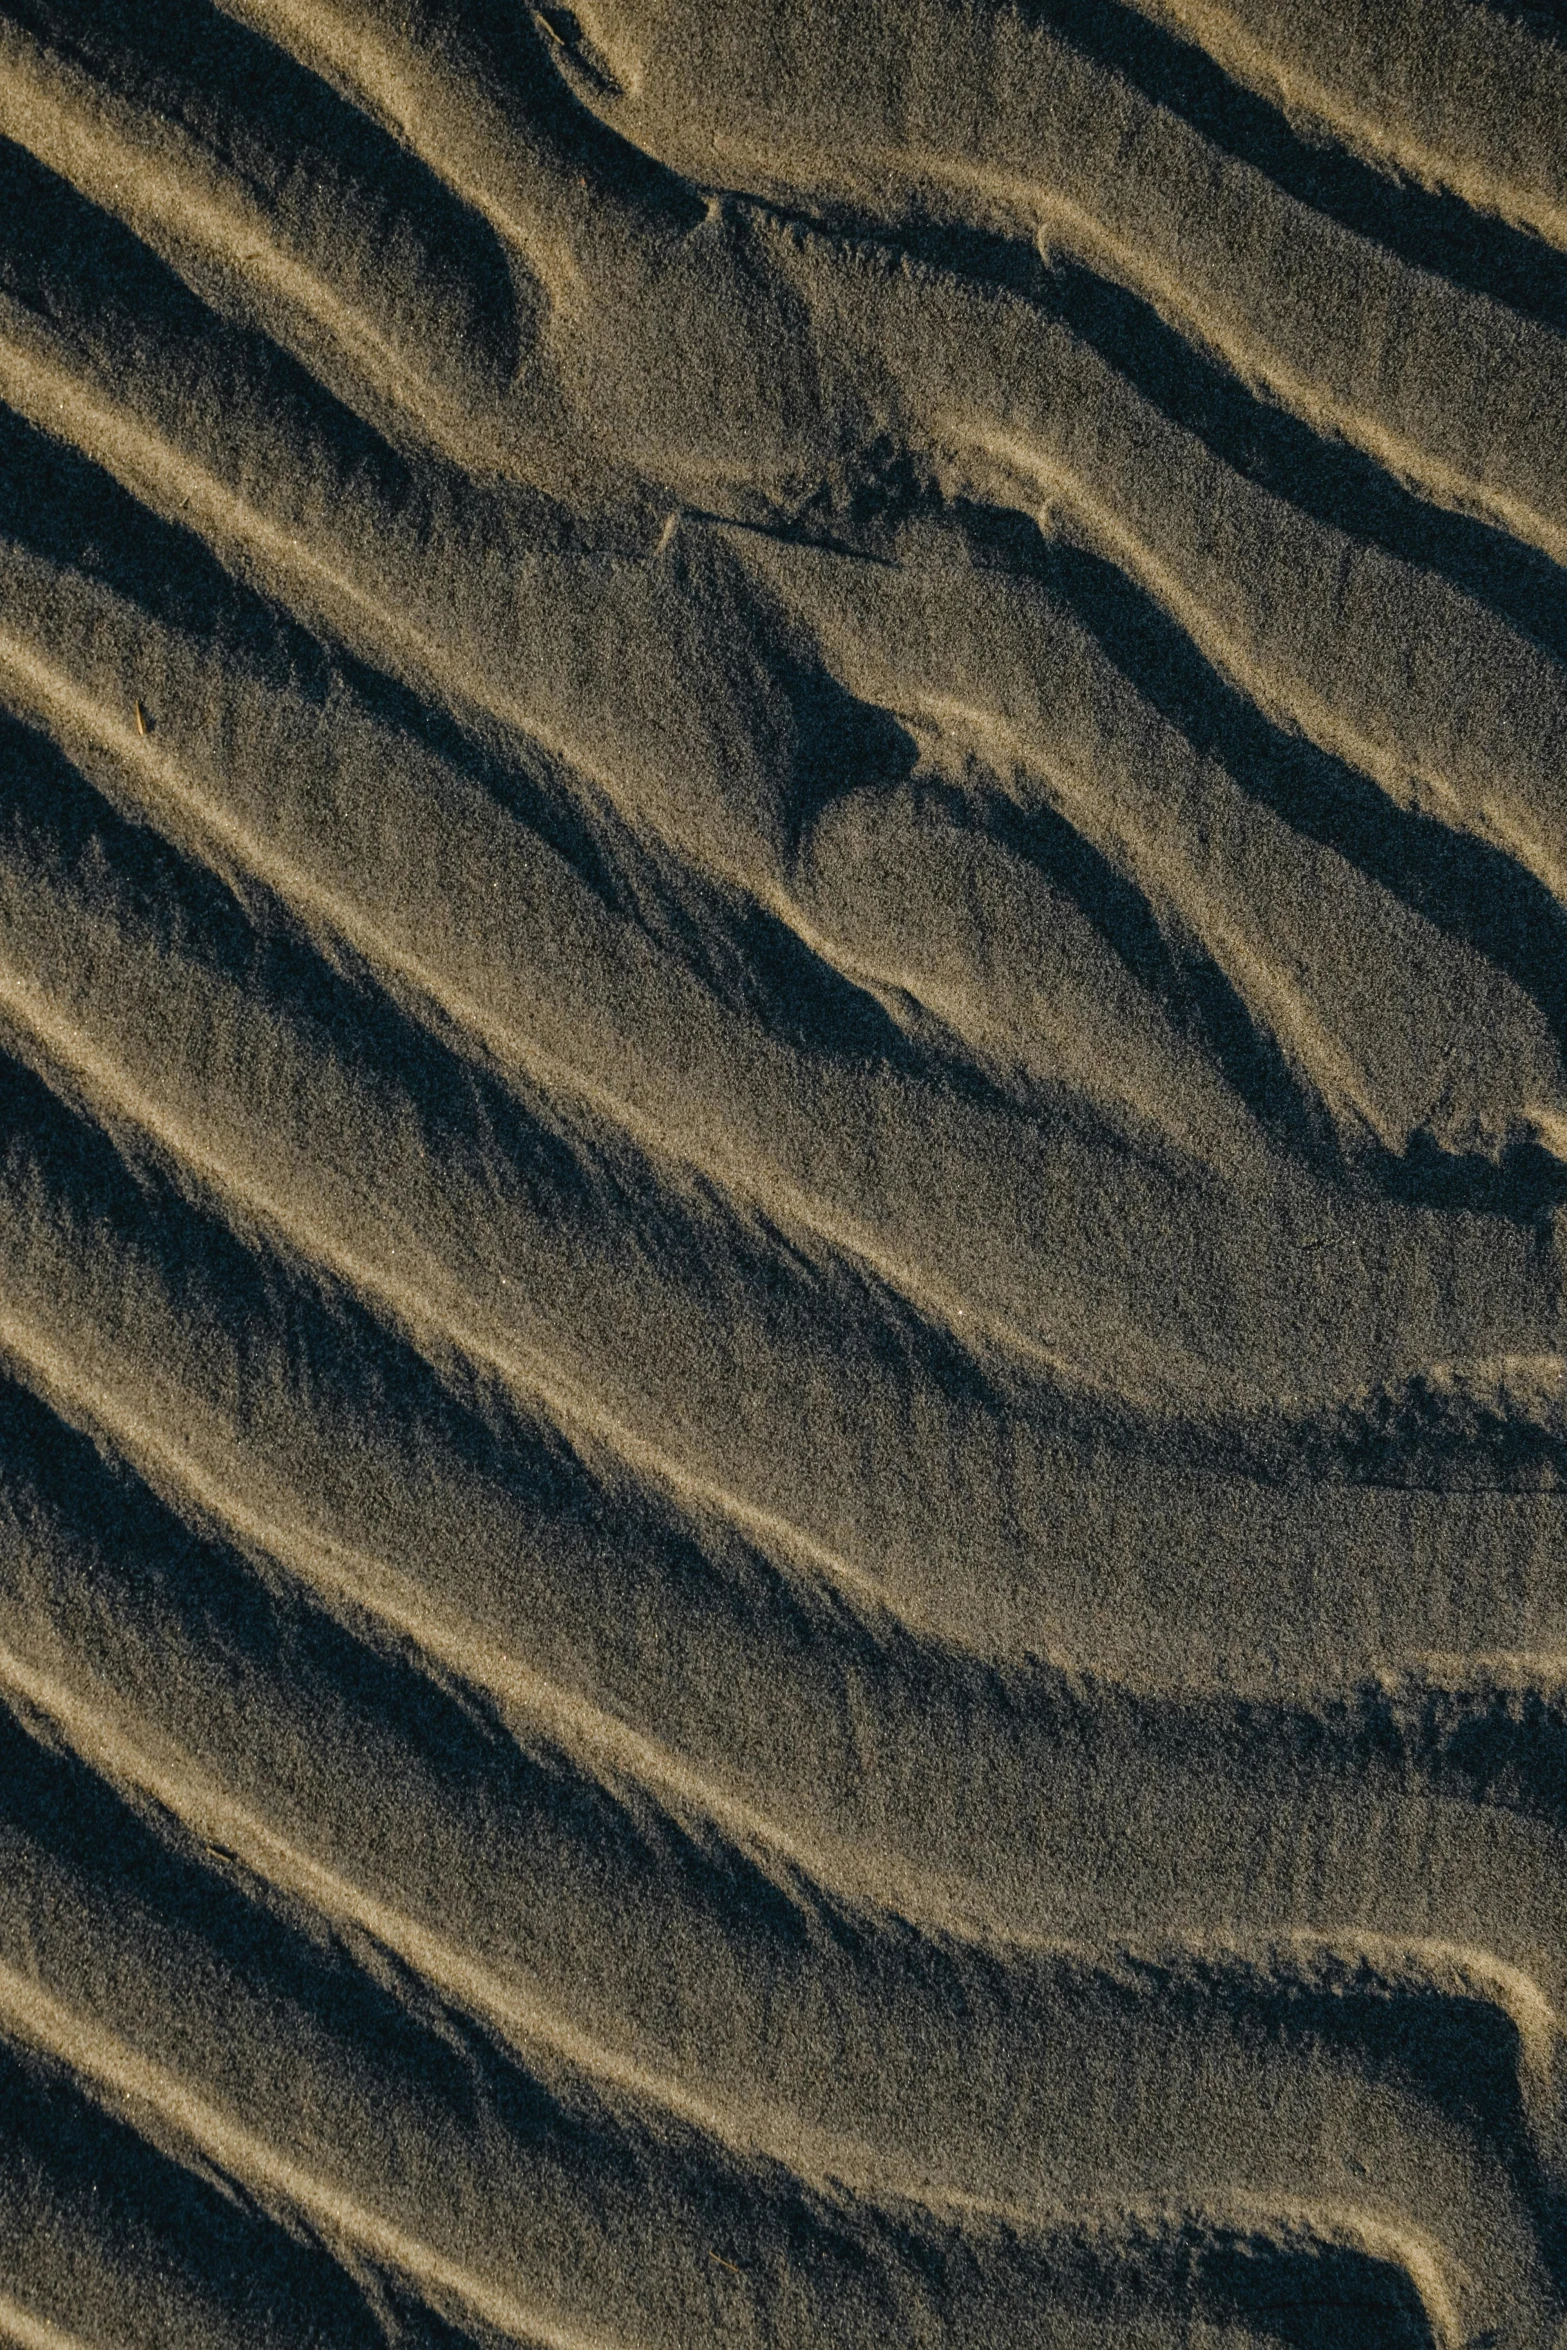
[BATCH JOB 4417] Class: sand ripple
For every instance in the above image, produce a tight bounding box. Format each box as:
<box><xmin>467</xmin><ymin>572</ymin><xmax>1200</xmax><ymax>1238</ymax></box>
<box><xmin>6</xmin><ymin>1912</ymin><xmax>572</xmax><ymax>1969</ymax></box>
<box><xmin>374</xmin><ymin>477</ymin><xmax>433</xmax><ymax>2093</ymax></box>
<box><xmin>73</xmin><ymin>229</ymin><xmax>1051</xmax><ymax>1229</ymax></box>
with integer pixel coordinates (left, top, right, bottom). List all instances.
<box><xmin>0</xmin><ymin>0</ymin><xmax>1563</xmax><ymax>2340</ymax></box>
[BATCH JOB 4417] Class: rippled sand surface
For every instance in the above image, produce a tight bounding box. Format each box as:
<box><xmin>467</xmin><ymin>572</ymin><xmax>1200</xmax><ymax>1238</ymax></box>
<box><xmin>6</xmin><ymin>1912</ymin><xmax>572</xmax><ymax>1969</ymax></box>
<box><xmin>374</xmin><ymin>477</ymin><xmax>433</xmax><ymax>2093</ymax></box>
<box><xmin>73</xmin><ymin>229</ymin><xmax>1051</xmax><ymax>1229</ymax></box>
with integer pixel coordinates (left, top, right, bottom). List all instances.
<box><xmin>1</xmin><ymin>0</ymin><xmax>1567</xmax><ymax>2341</ymax></box>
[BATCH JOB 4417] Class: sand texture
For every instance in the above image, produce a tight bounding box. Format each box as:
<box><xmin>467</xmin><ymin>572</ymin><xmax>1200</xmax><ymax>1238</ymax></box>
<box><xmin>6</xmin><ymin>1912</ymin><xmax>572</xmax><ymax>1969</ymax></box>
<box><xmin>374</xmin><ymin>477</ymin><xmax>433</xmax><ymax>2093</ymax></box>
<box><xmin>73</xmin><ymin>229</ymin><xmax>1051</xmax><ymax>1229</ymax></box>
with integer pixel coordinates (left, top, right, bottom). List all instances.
<box><xmin>0</xmin><ymin>0</ymin><xmax>1565</xmax><ymax>2340</ymax></box>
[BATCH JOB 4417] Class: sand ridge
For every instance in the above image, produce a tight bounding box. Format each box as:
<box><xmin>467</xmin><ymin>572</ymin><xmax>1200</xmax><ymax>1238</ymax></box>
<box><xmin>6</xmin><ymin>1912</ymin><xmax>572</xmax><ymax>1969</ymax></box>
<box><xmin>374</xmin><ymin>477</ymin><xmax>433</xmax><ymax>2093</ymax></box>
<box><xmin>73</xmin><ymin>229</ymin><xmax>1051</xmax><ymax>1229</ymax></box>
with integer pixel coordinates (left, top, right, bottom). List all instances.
<box><xmin>0</xmin><ymin>0</ymin><xmax>1564</xmax><ymax>2341</ymax></box>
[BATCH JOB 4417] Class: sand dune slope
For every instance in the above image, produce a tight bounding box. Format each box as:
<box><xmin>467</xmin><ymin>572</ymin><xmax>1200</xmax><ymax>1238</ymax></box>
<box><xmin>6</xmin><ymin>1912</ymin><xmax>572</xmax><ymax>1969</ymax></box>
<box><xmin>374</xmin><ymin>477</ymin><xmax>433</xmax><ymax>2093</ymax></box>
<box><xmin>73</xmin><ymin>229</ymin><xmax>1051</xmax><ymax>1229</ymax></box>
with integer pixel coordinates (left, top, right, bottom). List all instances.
<box><xmin>0</xmin><ymin>0</ymin><xmax>1565</xmax><ymax>2341</ymax></box>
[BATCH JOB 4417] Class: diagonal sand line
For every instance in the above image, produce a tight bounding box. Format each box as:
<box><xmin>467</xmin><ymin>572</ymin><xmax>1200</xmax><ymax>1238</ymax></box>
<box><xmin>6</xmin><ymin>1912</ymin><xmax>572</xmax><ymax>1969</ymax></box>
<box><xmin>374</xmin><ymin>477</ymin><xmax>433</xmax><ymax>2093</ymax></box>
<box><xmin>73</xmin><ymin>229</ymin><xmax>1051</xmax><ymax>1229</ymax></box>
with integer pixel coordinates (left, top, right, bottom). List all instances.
<box><xmin>1126</xmin><ymin>0</ymin><xmax>1567</xmax><ymax>254</ymax></box>
<box><xmin>0</xmin><ymin>1958</ymin><xmax>618</xmax><ymax>2350</ymax></box>
<box><xmin>0</xmin><ymin>1943</ymin><xmax>1473</xmax><ymax>2350</ymax></box>
<box><xmin>0</xmin><ymin>610</ymin><xmax>1116</xmax><ymax>1403</ymax></box>
<box><xmin>0</xmin><ymin>1627</ymin><xmax>1557</xmax><ymax>2235</ymax></box>
<box><xmin>0</xmin><ymin>2298</ymin><xmax>98</xmax><ymax>2350</ymax></box>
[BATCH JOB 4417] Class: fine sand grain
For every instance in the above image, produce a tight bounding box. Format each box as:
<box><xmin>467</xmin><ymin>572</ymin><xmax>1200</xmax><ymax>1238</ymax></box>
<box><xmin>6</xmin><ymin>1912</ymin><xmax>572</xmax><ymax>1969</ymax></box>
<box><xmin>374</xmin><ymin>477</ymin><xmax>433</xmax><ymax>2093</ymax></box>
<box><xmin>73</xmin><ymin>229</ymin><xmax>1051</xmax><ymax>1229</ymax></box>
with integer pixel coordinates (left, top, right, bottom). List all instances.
<box><xmin>0</xmin><ymin>0</ymin><xmax>1565</xmax><ymax>2343</ymax></box>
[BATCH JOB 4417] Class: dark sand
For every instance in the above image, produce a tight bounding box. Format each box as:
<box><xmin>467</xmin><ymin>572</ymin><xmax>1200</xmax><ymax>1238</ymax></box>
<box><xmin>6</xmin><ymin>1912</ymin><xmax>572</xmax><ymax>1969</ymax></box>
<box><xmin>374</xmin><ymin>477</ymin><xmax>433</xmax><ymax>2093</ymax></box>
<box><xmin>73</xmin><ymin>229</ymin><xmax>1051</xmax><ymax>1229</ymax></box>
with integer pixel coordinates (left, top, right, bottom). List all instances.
<box><xmin>0</xmin><ymin>0</ymin><xmax>1565</xmax><ymax>2341</ymax></box>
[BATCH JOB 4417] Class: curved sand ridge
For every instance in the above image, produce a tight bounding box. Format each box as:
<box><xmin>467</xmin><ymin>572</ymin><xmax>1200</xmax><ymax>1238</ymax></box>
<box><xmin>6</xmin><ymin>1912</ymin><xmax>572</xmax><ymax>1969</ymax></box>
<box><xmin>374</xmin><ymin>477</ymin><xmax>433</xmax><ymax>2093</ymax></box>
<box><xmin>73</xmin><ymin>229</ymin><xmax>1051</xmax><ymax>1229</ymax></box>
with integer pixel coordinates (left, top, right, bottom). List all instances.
<box><xmin>0</xmin><ymin>0</ymin><xmax>1565</xmax><ymax>2341</ymax></box>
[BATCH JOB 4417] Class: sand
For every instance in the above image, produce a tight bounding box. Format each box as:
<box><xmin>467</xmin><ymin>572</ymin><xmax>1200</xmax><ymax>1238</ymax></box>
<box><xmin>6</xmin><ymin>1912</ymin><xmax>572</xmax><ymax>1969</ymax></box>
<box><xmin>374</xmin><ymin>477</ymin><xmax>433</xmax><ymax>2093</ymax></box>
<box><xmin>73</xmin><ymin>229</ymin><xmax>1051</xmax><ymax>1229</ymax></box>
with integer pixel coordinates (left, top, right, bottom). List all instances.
<box><xmin>0</xmin><ymin>0</ymin><xmax>1563</xmax><ymax>2340</ymax></box>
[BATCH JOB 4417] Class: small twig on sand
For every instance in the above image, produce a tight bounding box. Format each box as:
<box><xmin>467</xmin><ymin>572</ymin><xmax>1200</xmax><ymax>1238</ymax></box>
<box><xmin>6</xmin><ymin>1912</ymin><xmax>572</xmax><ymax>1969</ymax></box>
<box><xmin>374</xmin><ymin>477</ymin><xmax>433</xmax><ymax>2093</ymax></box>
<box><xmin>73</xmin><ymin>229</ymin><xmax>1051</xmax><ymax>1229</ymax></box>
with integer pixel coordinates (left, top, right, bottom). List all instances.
<box><xmin>707</xmin><ymin>2251</ymin><xmax>744</xmax><ymax>2277</ymax></box>
<box><xmin>133</xmin><ymin>700</ymin><xmax>148</xmax><ymax>737</ymax></box>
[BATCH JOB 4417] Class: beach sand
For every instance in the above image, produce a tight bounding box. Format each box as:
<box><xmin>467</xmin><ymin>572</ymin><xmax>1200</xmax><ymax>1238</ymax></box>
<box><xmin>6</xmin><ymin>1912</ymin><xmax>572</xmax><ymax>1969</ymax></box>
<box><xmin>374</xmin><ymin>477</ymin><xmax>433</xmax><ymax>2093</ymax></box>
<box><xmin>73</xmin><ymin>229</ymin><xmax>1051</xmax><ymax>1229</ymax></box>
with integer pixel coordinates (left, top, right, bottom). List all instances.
<box><xmin>0</xmin><ymin>0</ymin><xmax>1565</xmax><ymax>2340</ymax></box>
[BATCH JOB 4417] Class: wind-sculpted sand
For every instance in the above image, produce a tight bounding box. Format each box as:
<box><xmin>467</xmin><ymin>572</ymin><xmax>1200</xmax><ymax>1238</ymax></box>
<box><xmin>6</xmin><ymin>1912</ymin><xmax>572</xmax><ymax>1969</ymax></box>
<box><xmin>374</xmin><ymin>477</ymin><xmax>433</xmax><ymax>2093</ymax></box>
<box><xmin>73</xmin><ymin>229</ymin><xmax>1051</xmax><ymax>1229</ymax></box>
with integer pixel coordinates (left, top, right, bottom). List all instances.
<box><xmin>0</xmin><ymin>0</ymin><xmax>1564</xmax><ymax>2341</ymax></box>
